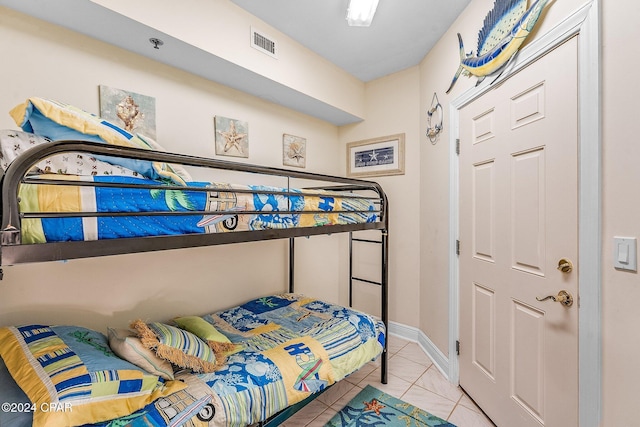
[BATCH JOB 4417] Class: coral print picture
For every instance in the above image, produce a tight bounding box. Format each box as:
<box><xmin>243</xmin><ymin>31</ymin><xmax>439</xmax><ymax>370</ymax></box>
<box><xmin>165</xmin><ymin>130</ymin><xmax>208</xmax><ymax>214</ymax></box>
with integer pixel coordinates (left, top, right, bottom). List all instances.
<box><xmin>215</xmin><ymin>116</ymin><xmax>249</xmax><ymax>158</ymax></box>
<box><xmin>99</xmin><ymin>85</ymin><xmax>157</xmax><ymax>139</ymax></box>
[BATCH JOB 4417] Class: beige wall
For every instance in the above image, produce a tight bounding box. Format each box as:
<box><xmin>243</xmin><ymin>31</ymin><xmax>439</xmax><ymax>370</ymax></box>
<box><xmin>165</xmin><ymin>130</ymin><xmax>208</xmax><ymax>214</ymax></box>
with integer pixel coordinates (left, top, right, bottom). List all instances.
<box><xmin>339</xmin><ymin>67</ymin><xmax>422</xmax><ymax>327</ymax></box>
<box><xmin>601</xmin><ymin>1</ymin><xmax>640</xmax><ymax>425</ymax></box>
<box><xmin>0</xmin><ymin>7</ymin><xmax>347</xmax><ymax>331</ymax></box>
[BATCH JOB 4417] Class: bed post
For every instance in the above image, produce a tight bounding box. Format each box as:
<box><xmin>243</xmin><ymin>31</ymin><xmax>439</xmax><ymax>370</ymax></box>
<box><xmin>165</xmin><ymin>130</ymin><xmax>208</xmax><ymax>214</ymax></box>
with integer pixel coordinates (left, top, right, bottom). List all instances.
<box><xmin>381</xmin><ymin>227</ymin><xmax>389</xmax><ymax>385</ymax></box>
<box><xmin>348</xmin><ymin>232</ymin><xmax>353</xmax><ymax>307</ymax></box>
<box><xmin>380</xmin><ymin>187</ymin><xmax>389</xmax><ymax>385</ymax></box>
<box><xmin>289</xmin><ymin>237</ymin><xmax>295</xmax><ymax>293</ymax></box>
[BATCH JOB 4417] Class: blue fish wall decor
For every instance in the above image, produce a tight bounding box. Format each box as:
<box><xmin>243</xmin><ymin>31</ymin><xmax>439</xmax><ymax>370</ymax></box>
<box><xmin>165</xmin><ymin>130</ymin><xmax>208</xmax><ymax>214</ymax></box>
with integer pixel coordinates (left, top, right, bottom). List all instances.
<box><xmin>446</xmin><ymin>0</ymin><xmax>551</xmax><ymax>94</ymax></box>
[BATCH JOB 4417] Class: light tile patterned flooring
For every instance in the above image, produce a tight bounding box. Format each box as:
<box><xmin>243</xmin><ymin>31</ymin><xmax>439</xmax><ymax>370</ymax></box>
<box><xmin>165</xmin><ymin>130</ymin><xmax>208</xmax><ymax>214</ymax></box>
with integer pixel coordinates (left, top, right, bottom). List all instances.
<box><xmin>281</xmin><ymin>336</ymin><xmax>496</xmax><ymax>427</ymax></box>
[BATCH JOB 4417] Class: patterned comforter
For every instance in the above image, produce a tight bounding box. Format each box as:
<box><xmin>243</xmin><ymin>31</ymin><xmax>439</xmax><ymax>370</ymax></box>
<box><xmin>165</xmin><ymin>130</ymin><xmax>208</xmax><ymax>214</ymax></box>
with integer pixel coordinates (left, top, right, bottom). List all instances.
<box><xmin>179</xmin><ymin>293</ymin><xmax>385</xmax><ymax>426</ymax></box>
<box><xmin>0</xmin><ymin>294</ymin><xmax>385</xmax><ymax>427</ymax></box>
<box><xmin>18</xmin><ymin>176</ymin><xmax>378</xmax><ymax>244</ymax></box>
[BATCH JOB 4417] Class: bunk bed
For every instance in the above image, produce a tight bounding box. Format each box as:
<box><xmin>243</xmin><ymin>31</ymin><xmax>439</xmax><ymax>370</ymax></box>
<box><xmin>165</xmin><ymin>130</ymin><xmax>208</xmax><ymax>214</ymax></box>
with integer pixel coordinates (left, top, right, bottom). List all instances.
<box><xmin>0</xmin><ymin>100</ymin><xmax>389</xmax><ymax>427</ymax></box>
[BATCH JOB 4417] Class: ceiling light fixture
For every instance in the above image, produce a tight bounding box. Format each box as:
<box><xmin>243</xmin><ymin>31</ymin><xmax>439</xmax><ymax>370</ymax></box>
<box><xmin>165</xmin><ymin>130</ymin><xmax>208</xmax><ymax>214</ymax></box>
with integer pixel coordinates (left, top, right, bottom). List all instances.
<box><xmin>346</xmin><ymin>0</ymin><xmax>379</xmax><ymax>27</ymax></box>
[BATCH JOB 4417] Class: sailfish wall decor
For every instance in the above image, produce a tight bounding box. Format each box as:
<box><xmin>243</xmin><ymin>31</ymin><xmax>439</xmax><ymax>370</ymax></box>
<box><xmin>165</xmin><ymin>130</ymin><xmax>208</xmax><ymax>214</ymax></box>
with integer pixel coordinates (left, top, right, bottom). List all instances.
<box><xmin>445</xmin><ymin>0</ymin><xmax>551</xmax><ymax>94</ymax></box>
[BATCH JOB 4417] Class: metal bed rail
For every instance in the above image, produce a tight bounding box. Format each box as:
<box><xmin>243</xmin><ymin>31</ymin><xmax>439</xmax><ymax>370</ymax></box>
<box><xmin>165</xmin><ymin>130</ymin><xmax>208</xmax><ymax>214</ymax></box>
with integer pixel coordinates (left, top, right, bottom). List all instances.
<box><xmin>0</xmin><ymin>139</ymin><xmax>390</xmax><ymax>424</ymax></box>
<box><xmin>0</xmin><ymin>140</ymin><xmax>388</xmax><ymax>267</ymax></box>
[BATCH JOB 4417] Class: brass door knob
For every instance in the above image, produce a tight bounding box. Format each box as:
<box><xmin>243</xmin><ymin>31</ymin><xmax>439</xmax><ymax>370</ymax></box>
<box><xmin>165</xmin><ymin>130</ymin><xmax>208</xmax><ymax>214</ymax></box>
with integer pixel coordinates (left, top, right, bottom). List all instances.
<box><xmin>536</xmin><ymin>290</ymin><xmax>574</xmax><ymax>307</ymax></box>
<box><xmin>557</xmin><ymin>258</ymin><xmax>573</xmax><ymax>273</ymax></box>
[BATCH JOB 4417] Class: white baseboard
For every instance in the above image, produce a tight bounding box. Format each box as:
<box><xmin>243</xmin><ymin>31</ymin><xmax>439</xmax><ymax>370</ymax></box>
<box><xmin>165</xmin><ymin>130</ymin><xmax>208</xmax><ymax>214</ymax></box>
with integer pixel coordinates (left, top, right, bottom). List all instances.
<box><xmin>388</xmin><ymin>321</ymin><xmax>452</xmax><ymax>381</ymax></box>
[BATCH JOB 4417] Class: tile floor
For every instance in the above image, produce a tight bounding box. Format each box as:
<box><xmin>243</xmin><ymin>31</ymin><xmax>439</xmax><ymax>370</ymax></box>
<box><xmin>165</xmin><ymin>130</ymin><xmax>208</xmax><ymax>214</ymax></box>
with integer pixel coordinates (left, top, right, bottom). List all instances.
<box><xmin>280</xmin><ymin>335</ymin><xmax>496</xmax><ymax>427</ymax></box>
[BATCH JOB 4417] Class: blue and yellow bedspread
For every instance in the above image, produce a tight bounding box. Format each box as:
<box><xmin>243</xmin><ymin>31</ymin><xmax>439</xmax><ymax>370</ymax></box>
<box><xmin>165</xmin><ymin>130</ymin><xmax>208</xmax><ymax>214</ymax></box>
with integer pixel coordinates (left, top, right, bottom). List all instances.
<box><xmin>177</xmin><ymin>293</ymin><xmax>385</xmax><ymax>427</ymax></box>
<box><xmin>0</xmin><ymin>295</ymin><xmax>384</xmax><ymax>427</ymax></box>
<box><xmin>19</xmin><ymin>175</ymin><xmax>378</xmax><ymax>244</ymax></box>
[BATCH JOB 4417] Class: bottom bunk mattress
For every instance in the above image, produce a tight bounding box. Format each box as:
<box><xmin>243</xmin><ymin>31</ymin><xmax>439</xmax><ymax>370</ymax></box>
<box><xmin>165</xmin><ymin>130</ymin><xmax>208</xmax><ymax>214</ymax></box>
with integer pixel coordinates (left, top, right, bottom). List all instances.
<box><xmin>0</xmin><ymin>293</ymin><xmax>385</xmax><ymax>427</ymax></box>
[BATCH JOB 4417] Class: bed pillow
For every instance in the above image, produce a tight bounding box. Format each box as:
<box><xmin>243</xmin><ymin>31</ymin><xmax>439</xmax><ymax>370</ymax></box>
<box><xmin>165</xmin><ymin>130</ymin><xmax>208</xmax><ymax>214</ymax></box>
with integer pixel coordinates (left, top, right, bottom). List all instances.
<box><xmin>0</xmin><ymin>356</ymin><xmax>33</xmax><ymax>427</ymax></box>
<box><xmin>0</xmin><ymin>129</ymin><xmax>140</xmax><ymax>177</ymax></box>
<box><xmin>136</xmin><ymin>133</ymin><xmax>193</xmax><ymax>182</ymax></box>
<box><xmin>174</xmin><ymin>315</ymin><xmax>239</xmax><ymax>355</ymax></box>
<box><xmin>9</xmin><ymin>98</ymin><xmax>186</xmax><ymax>185</ymax></box>
<box><xmin>1</xmin><ymin>355</ymin><xmax>212</xmax><ymax>427</ymax></box>
<box><xmin>0</xmin><ymin>324</ymin><xmax>185</xmax><ymax>427</ymax></box>
<box><xmin>131</xmin><ymin>320</ymin><xmax>218</xmax><ymax>373</ymax></box>
<box><xmin>107</xmin><ymin>327</ymin><xmax>174</xmax><ymax>380</ymax></box>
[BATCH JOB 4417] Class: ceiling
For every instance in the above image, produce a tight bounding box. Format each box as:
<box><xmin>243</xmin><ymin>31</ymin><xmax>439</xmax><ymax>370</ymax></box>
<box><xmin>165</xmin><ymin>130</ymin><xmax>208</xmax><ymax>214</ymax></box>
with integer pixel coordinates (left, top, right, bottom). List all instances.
<box><xmin>0</xmin><ymin>0</ymin><xmax>472</xmax><ymax>125</ymax></box>
<box><xmin>230</xmin><ymin>0</ymin><xmax>472</xmax><ymax>82</ymax></box>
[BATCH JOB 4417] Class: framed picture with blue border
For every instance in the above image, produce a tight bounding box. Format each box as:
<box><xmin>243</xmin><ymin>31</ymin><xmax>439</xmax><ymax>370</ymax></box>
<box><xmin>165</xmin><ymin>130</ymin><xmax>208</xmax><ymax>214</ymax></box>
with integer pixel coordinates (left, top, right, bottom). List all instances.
<box><xmin>346</xmin><ymin>133</ymin><xmax>405</xmax><ymax>178</ymax></box>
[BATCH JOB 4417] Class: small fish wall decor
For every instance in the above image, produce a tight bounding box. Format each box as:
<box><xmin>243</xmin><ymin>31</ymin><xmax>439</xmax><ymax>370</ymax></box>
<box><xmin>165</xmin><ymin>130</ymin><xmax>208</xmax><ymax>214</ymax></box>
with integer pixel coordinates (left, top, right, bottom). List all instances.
<box><xmin>446</xmin><ymin>0</ymin><xmax>551</xmax><ymax>94</ymax></box>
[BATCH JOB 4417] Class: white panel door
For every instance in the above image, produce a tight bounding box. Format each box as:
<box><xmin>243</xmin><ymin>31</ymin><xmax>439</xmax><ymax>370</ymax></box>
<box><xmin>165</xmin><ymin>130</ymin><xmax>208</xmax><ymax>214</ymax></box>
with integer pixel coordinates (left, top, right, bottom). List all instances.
<box><xmin>459</xmin><ymin>37</ymin><xmax>578</xmax><ymax>427</ymax></box>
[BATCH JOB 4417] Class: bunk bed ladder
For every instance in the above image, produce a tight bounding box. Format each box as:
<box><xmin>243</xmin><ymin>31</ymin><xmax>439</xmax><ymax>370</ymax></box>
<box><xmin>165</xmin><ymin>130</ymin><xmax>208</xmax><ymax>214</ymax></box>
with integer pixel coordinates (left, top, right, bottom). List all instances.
<box><xmin>349</xmin><ymin>230</ymin><xmax>389</xmax><ymax>385</ymax></box>
<box><xmin>287</xmin><ymin>230</ymin><xmax>389</xmax><ymax>384</ymax></box>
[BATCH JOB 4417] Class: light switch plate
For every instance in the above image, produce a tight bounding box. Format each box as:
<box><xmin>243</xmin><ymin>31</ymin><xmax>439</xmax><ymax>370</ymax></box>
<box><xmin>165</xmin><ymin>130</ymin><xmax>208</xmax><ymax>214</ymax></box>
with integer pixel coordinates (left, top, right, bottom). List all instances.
<box><xmin>613</xmin><ymin>237</ymin><xmax>637</xmax><ymax>272</ymax></box>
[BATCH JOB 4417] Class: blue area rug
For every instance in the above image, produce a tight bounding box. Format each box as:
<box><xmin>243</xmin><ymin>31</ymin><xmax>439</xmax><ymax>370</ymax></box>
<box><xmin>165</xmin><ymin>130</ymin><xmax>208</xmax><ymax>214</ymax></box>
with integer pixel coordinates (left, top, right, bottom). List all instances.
<box><xmin>325</xmin><ymin>385</ymin><xmax>456</xmax><ymax>427</ymax></box>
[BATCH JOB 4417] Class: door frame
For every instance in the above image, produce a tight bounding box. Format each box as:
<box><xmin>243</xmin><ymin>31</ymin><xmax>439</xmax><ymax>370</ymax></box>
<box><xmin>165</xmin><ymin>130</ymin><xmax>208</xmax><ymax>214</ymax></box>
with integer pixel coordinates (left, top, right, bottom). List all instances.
<box><xmin>447</xmin><ymin>1</ymin><xmax>601</xmax><ymax>426</ymax></box>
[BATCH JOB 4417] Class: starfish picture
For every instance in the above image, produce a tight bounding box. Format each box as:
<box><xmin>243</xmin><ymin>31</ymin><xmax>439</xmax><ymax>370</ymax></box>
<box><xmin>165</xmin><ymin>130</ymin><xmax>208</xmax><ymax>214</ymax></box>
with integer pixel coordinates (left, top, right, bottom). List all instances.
<box><xmin>218</xmin><ymin>121</ymin><xmax>247</xmax><ymax>154</ymax></box>
<box><xmin>287</xmin><ymin>142</ymin><xmax>305</xmax><ymax>163</ymax></box>
<box><xmin>215</xmin><ymin>116</ymin><xmax>249</xmax><ymax>158</ymax></box>
<box><xmin>283</xmin><ymin>134</ymin><xmax>307</xmax><ymax>168</ymax></box>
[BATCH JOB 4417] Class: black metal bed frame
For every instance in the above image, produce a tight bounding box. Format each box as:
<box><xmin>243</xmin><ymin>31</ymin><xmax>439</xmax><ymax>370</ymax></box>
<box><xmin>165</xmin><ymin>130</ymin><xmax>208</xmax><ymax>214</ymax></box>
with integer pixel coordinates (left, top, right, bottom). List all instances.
<box><xmin>0</xmin><ymin>140</ymin><xmax>389</xmax><ymax>425</ymax></box>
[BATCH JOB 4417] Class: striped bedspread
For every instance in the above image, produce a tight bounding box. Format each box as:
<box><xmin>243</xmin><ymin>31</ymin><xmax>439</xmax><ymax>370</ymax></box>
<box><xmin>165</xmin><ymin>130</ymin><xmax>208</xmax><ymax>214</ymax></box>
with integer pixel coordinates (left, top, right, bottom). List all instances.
<box><xmin>178</xmin><ymin>293</ymin><xmax>385</xmax><ymax>427</ymax></box>
<box><xmin>0</xmin><ymin>294</ymin><xmax>384</xmax><ymax>427</ymax></box>
<box><xmin>18</xmin><ymin>175</ymin><xmax>378</xmax><ymax>244</ymax></box>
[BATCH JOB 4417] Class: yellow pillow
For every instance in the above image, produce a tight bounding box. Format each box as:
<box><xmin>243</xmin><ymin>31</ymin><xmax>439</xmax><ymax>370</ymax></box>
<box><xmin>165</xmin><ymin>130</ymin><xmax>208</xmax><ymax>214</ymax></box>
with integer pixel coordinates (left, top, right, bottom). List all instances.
<box><xmin>174</xmin><ymin>316</ymin><xmax>238</xmax><ymax>355</ymax></box>
<box><xmin>0</xmin><ymin>325</ymin><xmax>184</xmax><ymax>427</ymax></box>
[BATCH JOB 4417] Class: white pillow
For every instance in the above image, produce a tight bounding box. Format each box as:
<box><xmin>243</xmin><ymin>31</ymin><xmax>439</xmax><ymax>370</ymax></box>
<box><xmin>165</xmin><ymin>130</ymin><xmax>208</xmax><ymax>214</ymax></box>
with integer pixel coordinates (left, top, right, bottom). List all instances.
<box><xmin>0</xmin><ymin>129</ymin><xmax>140</xmax><ymax>177</ymax></box>
<box><xmin>107</xmin><ymin>327</ymin><xmax>175</xmax><ymax>380</ymax></box>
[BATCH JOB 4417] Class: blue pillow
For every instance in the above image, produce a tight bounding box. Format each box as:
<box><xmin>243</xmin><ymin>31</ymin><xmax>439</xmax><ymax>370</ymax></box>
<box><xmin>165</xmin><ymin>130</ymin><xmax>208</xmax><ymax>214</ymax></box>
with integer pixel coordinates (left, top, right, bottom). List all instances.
<box><xmin>9</xmin><ymin>98</ymin><xmax>186</xmax><ymax>185</ymax></box>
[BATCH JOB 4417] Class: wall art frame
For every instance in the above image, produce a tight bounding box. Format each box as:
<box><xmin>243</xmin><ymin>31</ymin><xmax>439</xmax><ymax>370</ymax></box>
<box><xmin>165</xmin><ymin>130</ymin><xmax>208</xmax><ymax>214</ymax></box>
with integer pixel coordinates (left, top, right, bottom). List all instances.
<box><xmin>99</xmin><ymin>85</ymin><xmax>156</xmax><ymax>139</ymax></box>
<box><xmin>214</xmin><ymin>116</ymin><xmax>249</xmax><ymax>158</ymax></box>
<box><xmin>282</xmin><ymin>134</ymin><xmax>306</xmax><ymax>168</ymax></box>
<box><xmin>346</xmin><ymin>133</ymin><xmax>405</xmax><ymax>178</ymax></box>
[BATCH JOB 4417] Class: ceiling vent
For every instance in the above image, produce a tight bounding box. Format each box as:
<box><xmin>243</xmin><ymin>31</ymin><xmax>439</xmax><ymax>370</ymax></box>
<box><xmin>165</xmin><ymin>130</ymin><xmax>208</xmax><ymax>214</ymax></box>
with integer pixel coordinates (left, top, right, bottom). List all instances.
<box><xmin>250</xmin><ymin>27</ymin><xmax>278</xmax><ymax>58</ymax></box>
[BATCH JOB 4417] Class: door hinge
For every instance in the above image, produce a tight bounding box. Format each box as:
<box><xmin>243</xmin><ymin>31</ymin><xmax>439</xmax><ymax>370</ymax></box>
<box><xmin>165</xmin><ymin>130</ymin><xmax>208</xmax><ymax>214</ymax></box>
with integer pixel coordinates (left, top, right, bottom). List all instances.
<box><xmin>456</xmin><ymin>139</ymin><xmax>460</xmax><ymax>155</ymax></box>
<box><xmin>456</xmin><ymin>239</ymin><xmax>460</xmax><ymax>255</ymax></box>
<box><xmin>456</xmin><ymin>340</ymin><xmax>460</xmax><ymax>355</ymax></box>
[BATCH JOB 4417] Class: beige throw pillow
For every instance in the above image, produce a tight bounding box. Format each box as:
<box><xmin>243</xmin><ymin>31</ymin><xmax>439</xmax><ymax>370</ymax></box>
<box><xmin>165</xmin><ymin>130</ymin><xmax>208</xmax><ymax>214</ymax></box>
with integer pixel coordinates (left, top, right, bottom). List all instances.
<box><xmin>107</xmin><ymin>327</ymin><xmax>174</xmax><ymax>380</ymax></box>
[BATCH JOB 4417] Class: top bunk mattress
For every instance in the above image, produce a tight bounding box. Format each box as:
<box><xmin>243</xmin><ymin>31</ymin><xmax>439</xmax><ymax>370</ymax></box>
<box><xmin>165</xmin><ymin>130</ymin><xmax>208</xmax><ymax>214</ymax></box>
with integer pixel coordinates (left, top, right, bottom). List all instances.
<box><xmin>18</xmin><ymin>175</ymin><xmax>379</xmax><ymax>244</ymax></box>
